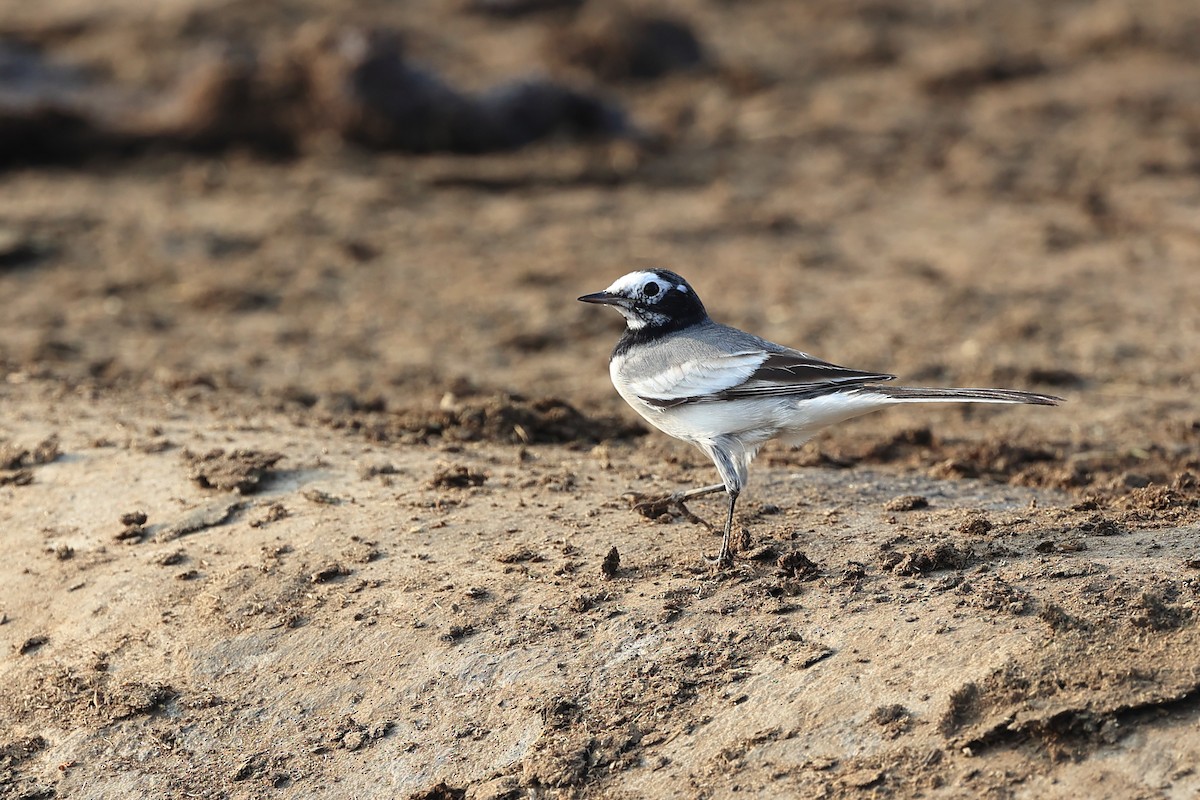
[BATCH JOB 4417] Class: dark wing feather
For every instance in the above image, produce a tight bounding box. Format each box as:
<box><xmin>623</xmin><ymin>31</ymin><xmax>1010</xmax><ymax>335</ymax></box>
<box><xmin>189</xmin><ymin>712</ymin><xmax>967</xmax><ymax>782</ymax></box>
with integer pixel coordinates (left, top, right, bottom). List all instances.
<box><xmin>712</xmin><ymin>351</ymin><xmax>894</xmax><ymax>401</ymax></box>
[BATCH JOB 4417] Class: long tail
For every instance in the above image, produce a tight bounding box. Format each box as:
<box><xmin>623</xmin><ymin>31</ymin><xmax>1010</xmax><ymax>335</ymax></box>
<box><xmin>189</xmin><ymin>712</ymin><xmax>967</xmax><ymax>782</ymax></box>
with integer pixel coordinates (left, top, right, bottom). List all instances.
<box><xmin>870</xmin><ymin>386</ymin><xmax>1062</xmax><ymax>406</ymax></box>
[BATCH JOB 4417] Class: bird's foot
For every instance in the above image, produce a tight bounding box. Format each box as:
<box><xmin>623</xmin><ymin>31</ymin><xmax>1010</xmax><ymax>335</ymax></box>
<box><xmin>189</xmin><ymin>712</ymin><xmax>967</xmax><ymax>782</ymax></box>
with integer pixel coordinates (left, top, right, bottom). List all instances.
<box><xmin>705</xmin><ymin>528</ymin><xmax>748</xmax><ymax>571</ymax></box>
<box><xmin>624</xmin><ymin>491</ymin><xmax>714</xmax><ymax>530</ymax></box>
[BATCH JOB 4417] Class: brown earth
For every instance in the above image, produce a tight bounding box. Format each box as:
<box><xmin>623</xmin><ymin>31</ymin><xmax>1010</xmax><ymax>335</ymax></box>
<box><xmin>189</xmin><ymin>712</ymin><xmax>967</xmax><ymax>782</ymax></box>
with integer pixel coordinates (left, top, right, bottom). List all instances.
<box><xmin>3</xmin><ymin>0</ymin><xmax>1200</xmax><ymax>798</ymax></box>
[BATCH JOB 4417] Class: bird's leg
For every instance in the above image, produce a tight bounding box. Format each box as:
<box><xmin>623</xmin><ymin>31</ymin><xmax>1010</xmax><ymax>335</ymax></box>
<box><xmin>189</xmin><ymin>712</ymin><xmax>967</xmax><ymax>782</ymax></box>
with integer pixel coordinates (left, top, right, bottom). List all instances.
<box><xmin>711</xmin><ymin>488</ymin><xmax>740</xmax><ymax>569</ymax></box>
<box><xmin>626</xmin><ymin>483</ymin><xmax>725</xmax><ymax>529</ymax></box>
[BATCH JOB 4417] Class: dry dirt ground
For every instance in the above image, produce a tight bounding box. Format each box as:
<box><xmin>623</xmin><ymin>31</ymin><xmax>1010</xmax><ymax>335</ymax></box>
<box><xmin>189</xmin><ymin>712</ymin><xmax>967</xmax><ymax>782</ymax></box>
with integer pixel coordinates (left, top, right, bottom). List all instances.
<box><xmin>3</xmin><ymin>1</ymin><xmax>1200</xmax><ymax>798</ymax></box>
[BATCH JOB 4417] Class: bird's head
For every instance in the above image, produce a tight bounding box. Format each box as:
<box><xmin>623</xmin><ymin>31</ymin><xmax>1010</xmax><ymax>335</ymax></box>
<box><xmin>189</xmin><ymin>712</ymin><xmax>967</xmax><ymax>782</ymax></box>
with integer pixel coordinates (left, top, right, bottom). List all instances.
<box><xmin>578</xmin><ymin>269</ymin><xmax>708</xmax><ymax>331</ymax></box>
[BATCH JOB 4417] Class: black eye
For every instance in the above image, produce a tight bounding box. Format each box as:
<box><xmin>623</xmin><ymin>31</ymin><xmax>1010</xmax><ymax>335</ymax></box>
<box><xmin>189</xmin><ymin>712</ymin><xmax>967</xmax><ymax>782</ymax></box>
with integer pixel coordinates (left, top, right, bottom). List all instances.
<box><xmin>643</xmin><ymin>281</ymin><xmax>660</xmax><ymax>297</ymax></box>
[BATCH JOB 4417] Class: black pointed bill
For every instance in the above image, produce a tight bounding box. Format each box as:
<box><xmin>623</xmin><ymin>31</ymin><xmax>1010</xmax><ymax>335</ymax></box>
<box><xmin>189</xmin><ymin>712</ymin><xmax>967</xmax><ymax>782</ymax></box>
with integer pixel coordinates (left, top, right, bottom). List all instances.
<box><xmin>578</xmin><ymin>291</ymin><xmax>627</xmax><ymax>306</ymax></box>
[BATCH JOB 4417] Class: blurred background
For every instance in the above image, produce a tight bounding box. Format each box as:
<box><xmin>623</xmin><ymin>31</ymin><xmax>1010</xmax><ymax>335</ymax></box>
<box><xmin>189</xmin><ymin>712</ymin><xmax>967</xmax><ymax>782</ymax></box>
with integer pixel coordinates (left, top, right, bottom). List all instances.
<box><xmin>2</xmin><ymin>0</ymin><xmax>1199</xmax><ymax>484</ymax></box>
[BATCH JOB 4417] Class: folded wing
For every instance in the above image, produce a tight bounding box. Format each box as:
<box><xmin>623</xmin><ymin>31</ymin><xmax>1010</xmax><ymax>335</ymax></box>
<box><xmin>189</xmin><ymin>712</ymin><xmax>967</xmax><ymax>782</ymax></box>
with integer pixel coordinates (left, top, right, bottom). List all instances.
<box><xmin>636</xmin><ymin>349</ymin><xmax>894</xmax><ymax>408</ymax></box>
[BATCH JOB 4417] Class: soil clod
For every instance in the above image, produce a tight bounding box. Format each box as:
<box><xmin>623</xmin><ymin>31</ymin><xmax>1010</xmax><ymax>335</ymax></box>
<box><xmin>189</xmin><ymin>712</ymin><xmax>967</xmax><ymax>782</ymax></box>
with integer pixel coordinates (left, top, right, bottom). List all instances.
<box><xmin>881</xmin><ymin>542</ymin><xmax>974</xmax><ymax>576</ymax></box>
<box><xmin>309</xmin><ymin>563</ymin><xmax>351</xmax><ymax>584</ymax></box>
<box><xmin>389</xmin><ymin>394</ymin><xmax>644</xmax><ymax>446</ymax></box>
<box><xmin>157</xmin><ymin>499</ymin><xmax>245</xmax><ymax>542</ymax></box>
<box><xmin>17</xmin><ymin>635</ymin><xmax>49</xmax><ymax>655</ymax></box>
<box><xmin>185</xmin><ymin>449</ymin><xmax>283</xmax><ymax>494</ymax></box>
<box><xmin>120</xmin><ymin>511</ymin><xmax>148</xmax><ymax>527</ymax></box>
<box><xmin>777</xmin><ymin>552</ymin><xmax>822</xmax><ymax>582</ymax></box>
<box><xmin>601</xmin><ymin>546</ymin><xmax>620</xmax><ymax>578</ymax></box>
<box><xmin>0</xmin><ymin>436</ymin><xmax>61</xmax><ymax>470</ymax></box>
<box><xmin>885</xmin><ymin>495</ymin><xmax>929</xmax><ymax>512</ymax></box>
<box><xmin>429</xmin><ymin>464</ymin><xmax>487</xmax><ymax>489</ymax></box>
<box><xmin>872</xmin><ymin>704</ymin><xmax>914</xmax><ymax>739</ymax></box>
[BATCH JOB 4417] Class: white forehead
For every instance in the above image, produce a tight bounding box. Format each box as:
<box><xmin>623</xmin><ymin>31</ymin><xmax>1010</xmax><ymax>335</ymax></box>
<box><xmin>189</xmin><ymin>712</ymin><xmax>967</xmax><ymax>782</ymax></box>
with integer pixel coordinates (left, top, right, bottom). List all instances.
<box><xmin>604</xmin><ymin>271</ymin><xmax>688</xmax><ymax>295</ymax></box>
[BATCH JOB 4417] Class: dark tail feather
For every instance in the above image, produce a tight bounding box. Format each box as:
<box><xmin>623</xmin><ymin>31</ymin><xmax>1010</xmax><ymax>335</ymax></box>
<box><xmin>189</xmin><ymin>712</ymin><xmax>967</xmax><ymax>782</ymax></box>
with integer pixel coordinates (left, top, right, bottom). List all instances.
<box><xmin>871</xmin><ymin>386</ymin><xmax>1062</xmax><ymax>406</ymax></box>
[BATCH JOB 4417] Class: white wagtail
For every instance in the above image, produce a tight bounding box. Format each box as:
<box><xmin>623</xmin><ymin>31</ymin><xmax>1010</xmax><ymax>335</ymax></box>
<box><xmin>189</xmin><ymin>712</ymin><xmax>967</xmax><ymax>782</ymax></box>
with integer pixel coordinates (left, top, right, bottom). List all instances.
<box><xmin>579</xmin><ymin>269</ymin><xmax>1062</xmax><ymax>568</ymax></box>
